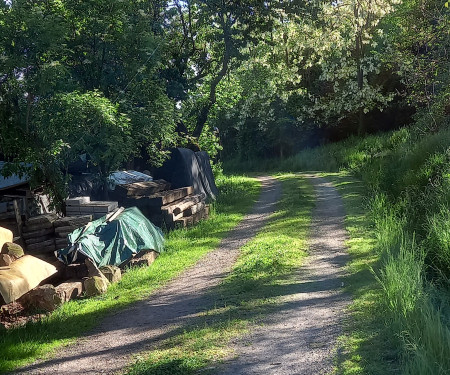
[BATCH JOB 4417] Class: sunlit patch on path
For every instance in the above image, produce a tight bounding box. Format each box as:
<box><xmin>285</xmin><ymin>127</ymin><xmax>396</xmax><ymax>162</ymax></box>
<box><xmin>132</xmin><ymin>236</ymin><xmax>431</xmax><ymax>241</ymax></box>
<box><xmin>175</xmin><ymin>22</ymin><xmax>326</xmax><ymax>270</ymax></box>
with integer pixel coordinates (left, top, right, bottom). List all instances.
<box><xmin>217</xmin><ymin>175</ymin><xmax>351</xmax><ymax>375</ymax></box>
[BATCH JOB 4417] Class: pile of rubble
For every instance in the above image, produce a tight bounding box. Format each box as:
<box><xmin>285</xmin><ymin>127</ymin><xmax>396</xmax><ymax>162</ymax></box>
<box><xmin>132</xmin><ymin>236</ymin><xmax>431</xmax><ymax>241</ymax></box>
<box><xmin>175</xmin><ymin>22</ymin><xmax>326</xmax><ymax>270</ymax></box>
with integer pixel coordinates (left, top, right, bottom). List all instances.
<box><xmin>0</xmin><ymin>218</ymin><xmax>161</xmax><ymax>329</ymax></box>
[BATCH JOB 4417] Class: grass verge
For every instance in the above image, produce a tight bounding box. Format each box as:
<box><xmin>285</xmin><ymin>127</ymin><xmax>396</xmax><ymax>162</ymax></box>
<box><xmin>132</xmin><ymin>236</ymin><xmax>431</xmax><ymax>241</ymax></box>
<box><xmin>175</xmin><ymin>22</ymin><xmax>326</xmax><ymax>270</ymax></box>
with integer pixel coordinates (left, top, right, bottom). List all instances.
<box><xmin>0</xmin><ymin>175</ymin><xmax>260</xmax><ymax>374</ymax></box>
<box><xmin>323</xmin><ymin>172</ymin><xmax>401</xmax><ymax>375</ymax></box>
<box><xmin>125</xmin><ymin>174</ymin><xmax>314</xmax><ymax>375</ymax></box>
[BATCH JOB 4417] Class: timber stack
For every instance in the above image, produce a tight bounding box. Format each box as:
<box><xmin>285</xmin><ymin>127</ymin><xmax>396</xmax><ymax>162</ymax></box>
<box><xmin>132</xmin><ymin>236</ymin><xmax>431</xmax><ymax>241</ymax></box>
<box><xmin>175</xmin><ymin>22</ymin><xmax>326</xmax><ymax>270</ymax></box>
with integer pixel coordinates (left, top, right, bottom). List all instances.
<box><xmin>22</xmin><ymin>213</ymin><xmax>58</xmax><ymax>256</ymax></box>
<box><xmin>112</xmin><ymin>179</ymin><xmax>210</xmax><ymax>229</ymax></box>
<box><xmin>65</xmin><ymin>197</ymin><xmax>118</xmax><ymax>219</ymax></box>
<box><xmin>54</xmin><ymin>215</ymin><xmax>92</xmax><ymax>249</ymax></box>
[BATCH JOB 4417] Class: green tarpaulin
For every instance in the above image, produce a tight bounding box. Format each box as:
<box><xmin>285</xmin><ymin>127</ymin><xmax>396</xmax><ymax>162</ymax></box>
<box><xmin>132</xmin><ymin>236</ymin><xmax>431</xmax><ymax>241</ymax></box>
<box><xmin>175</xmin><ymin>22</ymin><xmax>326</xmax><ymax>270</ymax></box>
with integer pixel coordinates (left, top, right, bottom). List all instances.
<box><xmin>57</xmin><ymin>207</ymin><xmax>164</xmax><ymax>267</ymax></box>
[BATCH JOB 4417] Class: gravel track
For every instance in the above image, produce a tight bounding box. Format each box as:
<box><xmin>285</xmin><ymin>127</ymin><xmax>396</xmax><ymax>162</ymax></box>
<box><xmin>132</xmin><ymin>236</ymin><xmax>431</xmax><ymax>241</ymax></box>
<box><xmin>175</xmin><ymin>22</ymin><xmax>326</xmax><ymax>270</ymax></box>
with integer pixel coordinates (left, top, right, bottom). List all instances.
<box><xmin>217</xmin><ymin>175</ymin><xmax>350</xmax><ymax>375</ymax></box>
<box><xmin>15</xmin><ymin>176</ymin><xmax>281</xmax><ymax>375</ymax></box>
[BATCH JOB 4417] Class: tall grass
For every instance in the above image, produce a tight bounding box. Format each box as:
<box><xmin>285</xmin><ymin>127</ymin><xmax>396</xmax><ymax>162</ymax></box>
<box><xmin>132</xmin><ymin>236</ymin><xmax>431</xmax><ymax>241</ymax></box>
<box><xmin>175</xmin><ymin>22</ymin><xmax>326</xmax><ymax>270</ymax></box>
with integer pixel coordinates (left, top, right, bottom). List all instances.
<box><xmin>225</xmin><ymin>125</ymin><xmax>450</xmax><ymax>373</ymax></box>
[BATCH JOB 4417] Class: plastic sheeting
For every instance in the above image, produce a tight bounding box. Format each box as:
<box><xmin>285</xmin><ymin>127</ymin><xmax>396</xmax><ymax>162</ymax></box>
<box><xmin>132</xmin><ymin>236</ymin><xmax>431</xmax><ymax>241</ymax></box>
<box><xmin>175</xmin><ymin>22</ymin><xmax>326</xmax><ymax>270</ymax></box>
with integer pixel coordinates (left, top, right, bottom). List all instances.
<box><xmin>56</xmin><ymin>207</ymin><xmax>164</xmax><ymax>267</ymax></box>
<box><xmin>195</xmin><ymin>151</ymin><xmax>219</xmax><ymax>200</ymax></box>
<box><xmin>108</xmin><ymin>170</ymin><xmax>152</xmax><ymax>190</ymax></box>
<box><xmin>154</xmin><ymin>148</ymin><xmax>218</xmax><ymax>201</ymax></box>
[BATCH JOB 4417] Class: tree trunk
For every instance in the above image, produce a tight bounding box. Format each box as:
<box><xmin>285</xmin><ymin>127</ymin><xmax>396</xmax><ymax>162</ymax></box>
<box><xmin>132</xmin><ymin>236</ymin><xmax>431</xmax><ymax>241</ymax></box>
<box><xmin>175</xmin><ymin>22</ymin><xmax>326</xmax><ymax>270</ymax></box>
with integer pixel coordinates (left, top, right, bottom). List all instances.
<box><xmin>355</xmin><ymin>14</ymin><xmax>365</xmax><ymax>136</ymax></box>
<box><xmin>192</xmin><ymin>22</ymin><xmax>231</xmax><ymax>139</ymax></box>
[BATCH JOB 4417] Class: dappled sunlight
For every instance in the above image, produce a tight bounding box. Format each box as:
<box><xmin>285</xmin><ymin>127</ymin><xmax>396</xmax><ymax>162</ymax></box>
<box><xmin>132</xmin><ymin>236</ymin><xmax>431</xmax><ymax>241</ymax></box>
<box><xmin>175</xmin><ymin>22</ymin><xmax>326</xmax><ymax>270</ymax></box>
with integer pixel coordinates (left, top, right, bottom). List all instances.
<box><xmin>123</xmin><ymin>175</ymin><xmax>314</xmax><ymax>375</ymax></box>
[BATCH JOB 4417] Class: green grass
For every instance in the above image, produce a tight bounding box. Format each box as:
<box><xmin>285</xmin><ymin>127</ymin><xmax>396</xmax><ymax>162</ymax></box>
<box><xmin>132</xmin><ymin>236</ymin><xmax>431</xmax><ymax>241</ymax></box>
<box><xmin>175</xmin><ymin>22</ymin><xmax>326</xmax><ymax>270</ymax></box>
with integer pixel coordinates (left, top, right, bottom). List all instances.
<box><xmin>0</xmin><ymin>175</ymin><xmax>260</xmax><ymax>374</ymax></box>
<box><xmin>323</xmin><ymin>172</ymin><xmax>401</xmax><ymax>375</ymax></box>
<box><xmin>225</xmin><ymin>125</ymin><xmax>450</xmax><ymax>374</ymax></box>
<box><xmin>321</xmin><ymin>170</ymin><xmax>450</xmax><ymax>375</ymax></box>
<box><xmin>125</xmin><ymin>174</ymin><xmax>314</xmax><ymax>375</ymax></box>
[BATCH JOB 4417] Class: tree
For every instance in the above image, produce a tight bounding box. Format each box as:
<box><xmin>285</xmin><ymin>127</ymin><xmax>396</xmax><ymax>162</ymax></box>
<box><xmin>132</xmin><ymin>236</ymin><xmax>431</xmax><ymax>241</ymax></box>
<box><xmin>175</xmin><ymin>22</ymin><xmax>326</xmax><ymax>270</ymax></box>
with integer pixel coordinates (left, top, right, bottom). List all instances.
<box><xmin>166</xmin><ymin>0</ymin><xmax>275</xmax><ymax>139</ymax></box>
<box><xmin>0</xmin><ymin>0</ymin><xmax>177</xmax><ymax>207</ymax></box>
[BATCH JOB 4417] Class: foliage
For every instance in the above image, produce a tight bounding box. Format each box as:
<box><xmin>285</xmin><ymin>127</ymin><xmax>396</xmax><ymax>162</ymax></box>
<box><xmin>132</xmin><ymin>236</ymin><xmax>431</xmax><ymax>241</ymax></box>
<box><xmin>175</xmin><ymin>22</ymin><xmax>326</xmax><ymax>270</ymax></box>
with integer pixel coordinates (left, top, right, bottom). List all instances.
<box><xmin>0</xmin><ymin>0</ymin><xmax>175</xmax><ymax>206</ymax></box>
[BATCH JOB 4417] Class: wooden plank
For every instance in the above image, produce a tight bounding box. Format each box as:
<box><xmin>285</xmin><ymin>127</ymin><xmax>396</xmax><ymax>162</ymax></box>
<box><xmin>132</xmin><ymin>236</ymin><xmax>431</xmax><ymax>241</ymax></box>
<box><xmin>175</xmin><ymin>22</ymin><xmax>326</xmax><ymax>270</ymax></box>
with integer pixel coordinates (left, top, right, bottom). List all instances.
<box><xmin>54</xmin><ymin>226</ymin><xmax>77</xmax><ymax>237</ymax></box>
<box><xmin>107</xmin><ymin>207</ymin><xmax>124</xmax><ymax>222</ymax></box>
<box><xmin>183</xmin><ymin>201</ymin><xmax>205</xmax><ymax>217</ymax></box>
<box><xmin>55</xmin><ymin>237</ymin><xmax>69</xmax><ymax>245</ymax></box>
<box><xmin>132</xmin><ymin>186</ymin><xmax>194</xmax><ymax>207</ymax></box>
<box><xmin>174</xmin><ymin>215</ymin><xmax>194</xmax><ymax>228</ymax></box>
<box><xmin>24</xmin><ymin>234</ymin><xmax>53</xmax><ymax>245</ymax></box>
<box><xmin>161</xmin><ymin>194</ymin><xmax>203</xmax><ymax>215</ymax></box>
<box><xmin>65</xmin><ymin>196</ymin><xmax>90</xmax><ymax>206</ymax></box>
<box><xmin>53</xmin><ymin>215</ymin><xmax>92</xmax><ymax>228</ymax></box>
<box><xmin>22</xmin><ymin>221</ymin><xmax>53</xmax><ymax>233</ymax></box>
<box><xmin>0</xmin><ymin>212</ymin><xmax>15</xmax><ymax>220</ymax></box>
<box><xmin>13</xmin><ymin>200</ymin><xmax>22</xmax><ymax>240</ymax></box>
<box><xmin>27</xmin><ymin>245</ymin><xmax>57</xmax><ymax>255</ymax></box>
<box><xmin>22</xmin><ymin>227</ymin><xmax>54</xmax><ymax>240</ymax></box>
<box><xmin>115</xmin><ymin>179</ymin><xmax>171</xmax><ymax>198</ymax></box>
<box><xmin>26</xmin><ymin>213</ymin><xmax>58</xmax><ymax>225</ymax></box>
<box><xmin>174</xmin><ymin>204</ymin><xmax>210</xmax><ymax>228</ymax></box>
<box><xmin>26</xmin><ymin>239</ymin><xmax>55</xmax><ymax>252</ymax></box>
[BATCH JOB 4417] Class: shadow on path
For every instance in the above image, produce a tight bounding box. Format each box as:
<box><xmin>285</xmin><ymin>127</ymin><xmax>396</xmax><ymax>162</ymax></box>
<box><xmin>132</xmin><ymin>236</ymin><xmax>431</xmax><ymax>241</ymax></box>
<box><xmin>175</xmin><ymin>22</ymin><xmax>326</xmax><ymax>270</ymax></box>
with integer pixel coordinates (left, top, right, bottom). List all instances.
<box><xmin>15</xmin><ymin>177</ymin><xmax>281</xmax><ymax>375</ymax></box>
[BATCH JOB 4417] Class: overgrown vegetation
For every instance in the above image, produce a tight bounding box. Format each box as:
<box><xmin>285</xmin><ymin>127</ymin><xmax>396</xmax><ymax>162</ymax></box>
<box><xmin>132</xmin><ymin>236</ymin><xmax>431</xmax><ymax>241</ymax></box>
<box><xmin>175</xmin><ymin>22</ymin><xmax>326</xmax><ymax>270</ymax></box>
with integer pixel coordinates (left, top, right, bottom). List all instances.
<box><xmin>125</xmin><ymin>174</ymin><xmax>314</xmax><ymax>375</ymax></box>
<box><xmin>230</xmin><ymin>126</ymin><xmax>450</xmax><ymax>374</ymax></box>
<box><xmin>1</xmin><ymin>0</ymin><xmax>448</xmax><ymax>206</ymax></box>
<box><xmin>0</xmin><ymin>175</ymin><xmax>260</xmax><ymax>374</ymax></box>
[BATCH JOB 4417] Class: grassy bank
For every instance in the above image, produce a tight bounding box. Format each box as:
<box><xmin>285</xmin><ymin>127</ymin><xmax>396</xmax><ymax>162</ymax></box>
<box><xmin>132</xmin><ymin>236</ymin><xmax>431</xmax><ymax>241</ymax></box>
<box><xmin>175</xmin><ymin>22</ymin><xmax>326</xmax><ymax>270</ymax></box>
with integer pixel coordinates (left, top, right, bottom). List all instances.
<box><xmin>225</xmin><ymin>126</ymin><xmax>450</xmax><ymax>374</ymax></box>
<box><xmin>322</xmin><ymin>172</ymin><xmax>400</xmax><ymax>374</ymax></box>
<box><xmin>0</xmin><ymin>175</ymin><xmax>260</xmax><ymax>374</ymax></box>
<box><xmin>125</xmin><ymin>174</ymin><xmax>314</xmax><ymax>375</ymax></box>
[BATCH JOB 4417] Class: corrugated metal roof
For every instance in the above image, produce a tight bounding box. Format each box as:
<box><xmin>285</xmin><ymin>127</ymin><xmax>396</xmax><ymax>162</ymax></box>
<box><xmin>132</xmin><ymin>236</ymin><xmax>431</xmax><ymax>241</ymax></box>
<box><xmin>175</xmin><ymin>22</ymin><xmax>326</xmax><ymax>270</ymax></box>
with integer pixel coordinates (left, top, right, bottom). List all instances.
<box><xmin>0</xmin><ymin>162</ymin><xmax>29</xmax><ymax>191</ymax></box>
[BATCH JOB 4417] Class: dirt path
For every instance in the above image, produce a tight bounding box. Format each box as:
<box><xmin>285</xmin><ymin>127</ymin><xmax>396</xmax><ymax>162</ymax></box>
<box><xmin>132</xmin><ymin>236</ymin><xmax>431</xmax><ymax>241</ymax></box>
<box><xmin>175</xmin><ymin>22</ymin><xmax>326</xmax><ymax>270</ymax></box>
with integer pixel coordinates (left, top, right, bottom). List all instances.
<box><xmin>217</xmin><ymin>175</ymin><xmax>350</xmax><ymax>375</ymax></box>
<box><xmin>16</xmin><ymin>176</ymin><xmax>281</xmax><ymax>375</ymax></box>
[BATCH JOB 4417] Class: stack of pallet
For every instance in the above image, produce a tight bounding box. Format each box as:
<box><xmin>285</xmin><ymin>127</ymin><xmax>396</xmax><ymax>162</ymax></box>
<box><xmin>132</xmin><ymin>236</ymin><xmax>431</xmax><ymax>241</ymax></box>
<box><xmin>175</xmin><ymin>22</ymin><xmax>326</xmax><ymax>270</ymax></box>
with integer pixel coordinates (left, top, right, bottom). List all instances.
<box><xmin>65</xmin><ymin>197</ymin><xmax>118</xmax><ymax>219</ymax></box>
<box><xmin>119</xmin><ymin>180</ymin><xmax>210</xmax><ymax>229</ymax></box>
<box><xmin>54</xmin><ymin>215</ymin><xmax>92</xmax><ymax>250</ymax></box>
<box><xmin>22</xmin><ymin>214</ymin><xmax>58</xmax><ymax>256</ymax></box>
